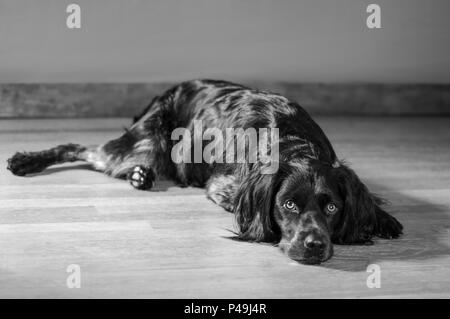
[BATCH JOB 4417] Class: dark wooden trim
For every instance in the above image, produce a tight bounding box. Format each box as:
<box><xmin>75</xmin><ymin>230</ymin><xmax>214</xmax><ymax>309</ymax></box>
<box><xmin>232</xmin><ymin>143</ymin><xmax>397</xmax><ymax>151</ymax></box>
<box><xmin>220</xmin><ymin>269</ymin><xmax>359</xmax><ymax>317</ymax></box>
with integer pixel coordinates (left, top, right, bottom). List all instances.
<box><xmin>1</xmin><ymin>82</ymin><xmax>449</xmax><ymax>117</ymax></box>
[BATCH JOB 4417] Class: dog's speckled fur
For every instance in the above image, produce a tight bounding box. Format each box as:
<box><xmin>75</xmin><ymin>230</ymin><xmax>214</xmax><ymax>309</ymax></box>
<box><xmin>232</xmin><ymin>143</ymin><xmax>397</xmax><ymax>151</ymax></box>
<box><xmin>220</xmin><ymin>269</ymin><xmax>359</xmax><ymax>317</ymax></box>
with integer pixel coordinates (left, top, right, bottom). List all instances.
<box><xmin>7</xmin><ymin>79</ymin><xmax>403</xmax><ymax>264</ymax></box>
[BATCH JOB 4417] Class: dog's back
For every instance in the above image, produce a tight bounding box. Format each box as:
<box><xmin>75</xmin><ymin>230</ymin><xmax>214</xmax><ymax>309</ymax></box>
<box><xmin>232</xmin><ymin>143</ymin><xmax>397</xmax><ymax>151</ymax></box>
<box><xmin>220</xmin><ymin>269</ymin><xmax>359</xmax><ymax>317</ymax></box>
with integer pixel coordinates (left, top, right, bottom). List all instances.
<box><xmin>136</xmin><ymin>79</ymin><xmax>336</xmax><ymax>160</ymax></box>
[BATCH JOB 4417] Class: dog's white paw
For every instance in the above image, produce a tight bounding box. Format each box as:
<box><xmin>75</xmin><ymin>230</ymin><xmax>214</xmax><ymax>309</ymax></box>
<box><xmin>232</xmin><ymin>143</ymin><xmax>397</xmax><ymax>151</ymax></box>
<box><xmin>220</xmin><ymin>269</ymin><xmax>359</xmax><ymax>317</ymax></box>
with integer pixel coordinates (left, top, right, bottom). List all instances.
<box><xmin>127</xmin><ymin>166</ymin><xmax>155</xmax><ymax>190</ymax></box>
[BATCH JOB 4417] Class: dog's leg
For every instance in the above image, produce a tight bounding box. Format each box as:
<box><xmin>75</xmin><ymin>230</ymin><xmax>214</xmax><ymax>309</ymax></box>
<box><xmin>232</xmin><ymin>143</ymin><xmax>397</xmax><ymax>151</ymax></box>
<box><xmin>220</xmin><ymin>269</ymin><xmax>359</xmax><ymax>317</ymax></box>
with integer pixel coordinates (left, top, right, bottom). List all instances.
<box><xmin>7</xmin><ymin>128</ymin><xmax>172</xmax><ymax>191</ymax></box>
<box><xmin>206</xmin><ymin>174</ymin><xmax>238</xmax><ymax>212</ymax></box>
<box><xmin>374</xmin><ymin>206</ymin><xmax>403</xmax><ymax>239</ymax></box>
<box><xmin>7</xmin><ymin>143</ymin><xmax>89</xmax><ymax>176</ymax></box>
<box><xmin>7</xmin><ymin>91</ymin><xmax>177</xmax><ymax>190</ymax></box>
<box><xmin>7</xmin><ymin>134</ymin><xmax>159</xmax><ymax>189</ymax></box>
<box><xmin>6</xmin><ymin>128</ymin><xmax>137</xmax><ymax>177</ymax></box>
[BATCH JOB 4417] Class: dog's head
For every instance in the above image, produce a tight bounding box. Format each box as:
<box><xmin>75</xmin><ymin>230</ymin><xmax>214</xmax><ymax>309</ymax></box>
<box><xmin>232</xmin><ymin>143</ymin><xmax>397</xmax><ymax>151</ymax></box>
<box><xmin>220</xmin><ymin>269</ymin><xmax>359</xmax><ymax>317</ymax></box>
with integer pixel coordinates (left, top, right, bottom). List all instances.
<box><xmin>234</xmin><ymin>160</ymin><xmax>403</xmax><ymax>264</ymax></box>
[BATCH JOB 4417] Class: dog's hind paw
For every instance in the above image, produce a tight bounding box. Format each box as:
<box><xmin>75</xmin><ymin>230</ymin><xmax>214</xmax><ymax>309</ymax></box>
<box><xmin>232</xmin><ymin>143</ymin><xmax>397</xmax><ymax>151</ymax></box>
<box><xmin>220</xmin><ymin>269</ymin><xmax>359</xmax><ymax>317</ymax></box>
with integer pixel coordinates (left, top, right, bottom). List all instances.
<box><xmin>127</xmin><ymin>166</ymin><xmax>155</xmax><ymax>190</ymax></box>
<box><xmin>7</xmin><ymin>152</ymin><xmax>47</xmax><ymax>176</ymax></box>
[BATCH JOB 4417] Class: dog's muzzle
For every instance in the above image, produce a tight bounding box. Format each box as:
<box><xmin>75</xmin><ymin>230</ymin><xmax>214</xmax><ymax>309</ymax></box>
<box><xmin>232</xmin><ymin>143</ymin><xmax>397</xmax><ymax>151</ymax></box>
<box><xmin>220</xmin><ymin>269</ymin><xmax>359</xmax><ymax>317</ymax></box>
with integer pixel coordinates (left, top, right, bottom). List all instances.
<box><xmin>286</xmin><ymin>231</ymin><xmax>333</xmax><ymax>265</ymax></box>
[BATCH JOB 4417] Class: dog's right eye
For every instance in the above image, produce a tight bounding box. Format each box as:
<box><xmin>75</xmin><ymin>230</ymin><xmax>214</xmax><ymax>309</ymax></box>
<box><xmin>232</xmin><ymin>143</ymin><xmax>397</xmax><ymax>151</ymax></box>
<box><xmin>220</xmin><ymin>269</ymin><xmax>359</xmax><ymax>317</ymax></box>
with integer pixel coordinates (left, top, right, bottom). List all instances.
<box><xmin>283</xmin><ymin>200</ymin><xmax>297</xmax><ymax>212</ymax></box>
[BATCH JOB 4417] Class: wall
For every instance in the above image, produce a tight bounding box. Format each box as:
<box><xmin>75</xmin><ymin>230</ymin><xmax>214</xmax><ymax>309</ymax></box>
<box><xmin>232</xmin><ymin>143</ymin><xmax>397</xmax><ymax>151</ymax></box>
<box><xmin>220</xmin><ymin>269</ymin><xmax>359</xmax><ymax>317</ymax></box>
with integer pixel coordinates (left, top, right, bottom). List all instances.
<box><xmin>1</xmin><ymin>0</ymin><xmax>450</xmax><ymax>84</ymax></box>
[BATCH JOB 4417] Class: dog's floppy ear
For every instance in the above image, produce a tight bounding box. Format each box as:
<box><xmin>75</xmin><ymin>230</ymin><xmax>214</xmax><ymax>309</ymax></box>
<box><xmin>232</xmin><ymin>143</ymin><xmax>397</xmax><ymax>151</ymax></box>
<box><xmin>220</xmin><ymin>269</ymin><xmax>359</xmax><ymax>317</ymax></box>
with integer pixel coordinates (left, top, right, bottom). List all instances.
<box><xmin>331</xmin><ymin>164</ymin><xmax>402</xmax><ymax>244</ymax></box>
<box><xmin>233</xmin><ymin>162</ymin><xmax>283</xmax><ymax>242</ymax></box>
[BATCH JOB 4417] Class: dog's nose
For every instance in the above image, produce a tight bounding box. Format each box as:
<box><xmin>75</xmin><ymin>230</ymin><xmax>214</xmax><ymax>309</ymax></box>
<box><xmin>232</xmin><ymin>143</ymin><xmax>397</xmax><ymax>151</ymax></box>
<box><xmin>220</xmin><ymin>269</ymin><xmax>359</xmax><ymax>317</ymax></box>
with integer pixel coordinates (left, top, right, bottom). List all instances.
<box><xmin>304</xmin><ymin>234</ymin><xmax>325</xmax><ymax>250</ymax></box>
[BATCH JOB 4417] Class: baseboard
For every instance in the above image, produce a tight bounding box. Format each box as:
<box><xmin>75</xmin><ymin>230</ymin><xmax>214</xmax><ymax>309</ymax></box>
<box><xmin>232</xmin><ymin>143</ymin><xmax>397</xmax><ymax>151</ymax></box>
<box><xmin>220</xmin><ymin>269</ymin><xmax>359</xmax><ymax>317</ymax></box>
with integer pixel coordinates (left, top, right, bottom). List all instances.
<box><xmin>1</xmin><ymin>82</ymin><xmax>449</xmax><ymax>117</ymax></box>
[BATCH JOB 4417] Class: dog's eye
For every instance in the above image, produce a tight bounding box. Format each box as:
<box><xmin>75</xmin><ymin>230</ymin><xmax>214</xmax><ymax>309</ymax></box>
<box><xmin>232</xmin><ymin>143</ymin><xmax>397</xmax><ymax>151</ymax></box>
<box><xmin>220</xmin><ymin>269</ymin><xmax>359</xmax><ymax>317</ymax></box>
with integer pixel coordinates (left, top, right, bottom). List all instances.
<box><xmin>325</xmin><ymin>203</ymin><xmax>338</xmax><ymax>215</ymax></box>
<box><xmin>283</xmin><ymin>200</ymin><xmax>297</xmax><ymax>212</ymax></box>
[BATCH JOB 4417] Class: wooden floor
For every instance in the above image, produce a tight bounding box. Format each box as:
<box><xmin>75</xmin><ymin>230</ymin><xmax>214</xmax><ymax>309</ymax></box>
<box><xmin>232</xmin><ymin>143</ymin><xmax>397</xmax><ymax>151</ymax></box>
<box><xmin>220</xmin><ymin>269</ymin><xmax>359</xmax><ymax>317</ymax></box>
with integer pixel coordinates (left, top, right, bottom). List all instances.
<box><xmin>0</xmin><ymin>117</ymin><xmax>449</xmax><ymax>298</ymax></box>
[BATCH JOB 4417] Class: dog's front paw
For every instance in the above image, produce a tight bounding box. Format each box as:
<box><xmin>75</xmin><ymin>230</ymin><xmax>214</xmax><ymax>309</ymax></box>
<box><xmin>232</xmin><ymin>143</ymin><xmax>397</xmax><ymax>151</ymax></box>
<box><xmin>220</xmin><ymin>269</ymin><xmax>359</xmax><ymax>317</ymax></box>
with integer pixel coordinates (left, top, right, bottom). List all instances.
<box><xmin>127</xmin><ymin>166</ymin><xmax>155</xmax><ymax>190</ymax></box>
<box><xmin>7</xmin><ymin>152</ymin><xmax>45</xmax><ymax>176</ymax></box>
<box><xmin>376</xmin><ymin>214</ymin><xmax>403</xmax><ymax>239</ymax></box>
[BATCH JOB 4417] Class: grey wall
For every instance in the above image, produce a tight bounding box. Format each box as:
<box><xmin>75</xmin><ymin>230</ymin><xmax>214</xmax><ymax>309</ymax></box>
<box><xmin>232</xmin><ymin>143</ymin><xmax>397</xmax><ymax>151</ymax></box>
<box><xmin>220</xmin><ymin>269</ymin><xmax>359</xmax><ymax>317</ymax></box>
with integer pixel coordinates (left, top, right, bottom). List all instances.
<box><xmin>1</xmin><ymin>0</ymin><xmax>450</xmax><ymax>84</ymax></box>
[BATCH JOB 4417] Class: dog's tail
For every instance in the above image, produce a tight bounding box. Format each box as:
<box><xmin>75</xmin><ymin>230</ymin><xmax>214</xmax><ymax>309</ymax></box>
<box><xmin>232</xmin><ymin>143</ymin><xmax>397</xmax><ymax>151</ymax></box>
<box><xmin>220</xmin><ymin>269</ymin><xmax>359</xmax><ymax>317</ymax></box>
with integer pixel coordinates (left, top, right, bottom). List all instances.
<box><xmin>7</xmin><ymin>143</ymin><xmax>101</xmax><ymax>176</ymax></box>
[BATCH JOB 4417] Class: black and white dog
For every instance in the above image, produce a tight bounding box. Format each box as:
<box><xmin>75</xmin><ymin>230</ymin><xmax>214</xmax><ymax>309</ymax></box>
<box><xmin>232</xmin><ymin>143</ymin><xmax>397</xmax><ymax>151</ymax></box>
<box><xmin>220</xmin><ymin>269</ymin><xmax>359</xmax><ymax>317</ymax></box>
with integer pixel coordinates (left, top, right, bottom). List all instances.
<box><xmin>7</xmin><ymin>79</ymin><xmax>403</xmax><ymax>264</ymax></box>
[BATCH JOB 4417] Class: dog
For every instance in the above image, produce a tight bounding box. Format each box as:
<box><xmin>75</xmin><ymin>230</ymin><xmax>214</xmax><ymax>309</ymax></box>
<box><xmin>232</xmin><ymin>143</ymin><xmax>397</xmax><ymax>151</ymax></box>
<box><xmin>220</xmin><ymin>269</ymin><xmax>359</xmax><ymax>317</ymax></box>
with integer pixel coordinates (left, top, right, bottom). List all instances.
<box><xmin>7</xmin><ymin>79</ymin><xmax>403</xmax><ymax>264</ymax></box>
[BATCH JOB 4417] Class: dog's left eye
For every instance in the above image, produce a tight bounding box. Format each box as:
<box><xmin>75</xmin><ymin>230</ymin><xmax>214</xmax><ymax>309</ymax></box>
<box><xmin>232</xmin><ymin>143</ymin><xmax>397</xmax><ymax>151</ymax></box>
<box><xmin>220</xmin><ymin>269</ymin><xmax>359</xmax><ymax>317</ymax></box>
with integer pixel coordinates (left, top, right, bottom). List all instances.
<box><xmin>283</xmin><ymin>200</ymin><xmax>297</xmax><ymax>212</ymax></box>
<box><xmin>325</xmin><ymin>203</ymin><xmax>338</xmax><ymax>215</ymax></box>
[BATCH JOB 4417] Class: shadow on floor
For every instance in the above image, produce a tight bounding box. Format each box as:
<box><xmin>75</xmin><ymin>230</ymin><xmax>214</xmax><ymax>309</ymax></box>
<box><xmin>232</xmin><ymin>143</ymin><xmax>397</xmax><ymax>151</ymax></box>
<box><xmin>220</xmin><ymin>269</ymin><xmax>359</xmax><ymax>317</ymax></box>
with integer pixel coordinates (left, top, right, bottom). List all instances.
<box><xmin>26</xmin><ymin>163</ymin><xmax>95</xmax><ymax>177</ymax></box>
<box><xmin>320</xmin><ymin>182</ymin><xmax>450</xmax><ymax>272</ymax></box>
<box><xmin>24</xmin><ymin>163</ymin><xmax>173</xmax><ymax>192</ymax></box>
<box><xmin>220</xmin><ymin>181</ymin><xmax>450</xmax><ymax>272</ymax></box>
